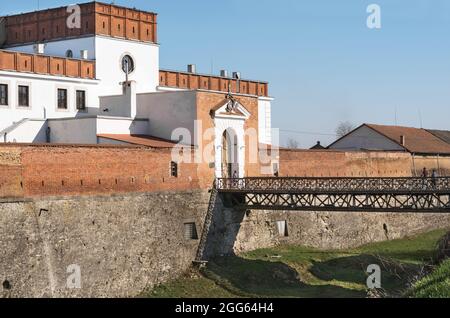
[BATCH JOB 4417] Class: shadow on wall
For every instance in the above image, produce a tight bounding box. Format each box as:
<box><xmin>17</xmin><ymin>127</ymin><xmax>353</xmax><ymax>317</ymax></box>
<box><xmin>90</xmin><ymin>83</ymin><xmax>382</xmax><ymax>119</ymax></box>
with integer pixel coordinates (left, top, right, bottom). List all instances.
<box><xmin>202</xmin><ymin>193</ymin><xmax>246</xmax><ymax>259</ymax></box>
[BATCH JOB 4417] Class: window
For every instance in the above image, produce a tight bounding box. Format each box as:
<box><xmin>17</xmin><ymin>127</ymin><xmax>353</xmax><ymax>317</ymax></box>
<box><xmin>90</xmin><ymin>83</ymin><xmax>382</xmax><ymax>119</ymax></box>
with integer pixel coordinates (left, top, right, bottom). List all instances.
<box><xmin>121</xmin><ymin>55</ymin><xmax>135</xmax><ymax>74</ymax></box>
<box><xmin>66</xmin><ymin>50</ymin><xmax>73</xmax><ymax>58</ymax></box>
<box><xmin>0</xmin><ymin>84</ymin><xmax>8</xmax><ymax>106</ymax></box>
<box><xmin>184</xmin><ymin>223</ymin><xmax>198</xmax><ymax>240</ymax></box>
<box><xmin>276</xmin><ymin>221</ymin><xmax>289</xmax><ymax>237</ymax></box>
<box><xmin>18</xmin><ymin>85</ymin><xmax>29</xmax><ymax>107</ymax></box>
<box><xmin>76</xmin><ymin>90</ymin><xmax>86</xmax><ymax>110</ymax></box>
<box><xmin>273</xmin><ymin>163</ymin><xmax>279</xmax><ymax>177</ymax></box>
<box><xmin>171</xmin><ymin>161</ymin><xmax>178</xmax><ymax>177</ymax></box>
<box><xmin>57</xmin><ymin>89</ymin><xmax>68</xmax><ymax>109</ymax></box>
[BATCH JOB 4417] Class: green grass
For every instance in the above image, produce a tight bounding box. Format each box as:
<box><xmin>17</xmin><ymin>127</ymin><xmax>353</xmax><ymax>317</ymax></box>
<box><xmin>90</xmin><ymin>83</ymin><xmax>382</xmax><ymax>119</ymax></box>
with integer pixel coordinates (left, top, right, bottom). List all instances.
<box><xmin>144</xmin><ymin>229</ymin><xmax>448</xmax><ymax>298</ymax></box>
<box><xmin>409</xmin><ymin>260</ymin><xmax>450</xmax><ymax>298</ymax></box>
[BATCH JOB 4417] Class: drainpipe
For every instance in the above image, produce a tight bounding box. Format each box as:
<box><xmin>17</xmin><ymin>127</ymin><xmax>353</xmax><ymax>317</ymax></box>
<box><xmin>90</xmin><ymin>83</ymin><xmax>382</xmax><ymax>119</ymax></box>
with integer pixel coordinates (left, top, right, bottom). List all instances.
<box><xmin>437</xmin><ymin>154</ymin><xmax>441</xmax><ymax>176</ymax></box>
<box><xmin>412</xmin><ymin>153</ymin><xmax>417</xmax><ymax>176</ymax></box>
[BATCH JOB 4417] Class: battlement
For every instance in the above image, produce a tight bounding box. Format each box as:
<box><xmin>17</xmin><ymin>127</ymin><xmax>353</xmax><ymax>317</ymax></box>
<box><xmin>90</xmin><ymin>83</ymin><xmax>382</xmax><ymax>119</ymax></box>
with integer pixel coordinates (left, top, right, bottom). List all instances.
<box><xmin>0</xmin><ymin>49</ymin><xmax>95</xmax><ymax>79</ymax></box>
<box><xmin>159</xmin><ymin>69</ymin><xmax>269</xmax><ymax>97</ymax></box>
<box><xmin>2</xmin><ymin>1</ymin><xmax>157</xmax><ymax>47</ymax></box>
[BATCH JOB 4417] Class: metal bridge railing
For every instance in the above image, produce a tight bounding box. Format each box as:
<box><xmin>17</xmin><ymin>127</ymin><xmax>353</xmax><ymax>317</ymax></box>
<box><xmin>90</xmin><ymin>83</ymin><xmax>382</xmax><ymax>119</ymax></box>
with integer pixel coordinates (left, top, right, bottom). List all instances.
<box><xmin>216</xmin><ymin>177</ymin><xmax>450</xmax><ymax>194</ymax></box>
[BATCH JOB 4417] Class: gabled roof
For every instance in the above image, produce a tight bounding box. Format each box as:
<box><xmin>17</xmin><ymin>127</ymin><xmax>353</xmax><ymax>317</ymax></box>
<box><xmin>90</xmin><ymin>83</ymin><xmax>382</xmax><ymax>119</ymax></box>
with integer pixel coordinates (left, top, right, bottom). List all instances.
<box><xmin>365</xmin><ymin>124</ymin><xmax>450</xmax><ymax>154</ymax></box>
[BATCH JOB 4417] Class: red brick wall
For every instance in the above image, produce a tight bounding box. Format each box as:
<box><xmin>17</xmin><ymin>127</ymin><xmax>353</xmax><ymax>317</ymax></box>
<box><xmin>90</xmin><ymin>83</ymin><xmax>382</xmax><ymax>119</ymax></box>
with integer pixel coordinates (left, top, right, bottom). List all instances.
<box><xmin>279</xmin><ymin>150</ymin><xmax>413</xmax><ymax>177</ymax></box>
<box><xmin>0</xmin><ymin>145</ymin><xmax>203</xmax><ymax>199</ymax></box>
<box><xmin>0</xmin><ymin>145</ymin><xmax>430</xmax><ymax>199</ymax></box>
<box><xmin>4</xmin><ymin>2</ymin><xmax>157</xmax><ymax>46</ymax></box>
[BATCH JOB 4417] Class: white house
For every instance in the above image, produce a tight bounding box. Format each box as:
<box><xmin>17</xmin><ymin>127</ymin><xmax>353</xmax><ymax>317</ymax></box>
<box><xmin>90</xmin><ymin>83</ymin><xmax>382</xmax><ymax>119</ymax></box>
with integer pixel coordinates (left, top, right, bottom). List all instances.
<box><xmin>0</xmin><ymin>2</ymin><xmax>274</xmax><ymax>177</ymax></box>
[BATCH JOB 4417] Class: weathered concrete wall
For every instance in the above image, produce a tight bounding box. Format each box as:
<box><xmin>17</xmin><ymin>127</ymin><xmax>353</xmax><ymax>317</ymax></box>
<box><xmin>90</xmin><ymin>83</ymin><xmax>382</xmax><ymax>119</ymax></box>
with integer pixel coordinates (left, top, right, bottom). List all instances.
<box><xmin>2</xmin><ymin>190</ymin><xmax>450</xmax><ymax>298</ymax></box>
<box><xmin>205</xmin><ymin>201</ymin><xmax>450</xmax><ymax>256</ymax></box>
<box><xmin>0</xmin><ymin>190</ymin><xmax>210</xmax><ymax>298</ymax></box>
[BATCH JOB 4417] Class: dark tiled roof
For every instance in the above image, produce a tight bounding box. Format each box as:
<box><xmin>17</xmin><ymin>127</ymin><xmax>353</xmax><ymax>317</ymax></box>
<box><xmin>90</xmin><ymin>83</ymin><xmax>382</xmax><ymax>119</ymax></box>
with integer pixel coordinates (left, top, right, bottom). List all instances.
<box><xmin>366</xmin><ymin>124</ymin><xmax>450</xmax><ymax>154</ymax></box>
<box><xmin>310</xmin><ymin>141</ymin><xmax>325</xmax><ymax>150</ymax></box>
<box><xmin>427</xmin><ymin>129</ymin><xmax>450</xmax><ymax>145</ymax></box>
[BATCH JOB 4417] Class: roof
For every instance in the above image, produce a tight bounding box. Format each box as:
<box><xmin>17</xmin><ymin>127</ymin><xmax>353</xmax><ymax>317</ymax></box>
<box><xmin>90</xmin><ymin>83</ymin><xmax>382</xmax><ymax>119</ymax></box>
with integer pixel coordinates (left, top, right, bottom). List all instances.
<box><xmin>328</xmin><ymin>123</ymin><xmax>450</xmax><ymax>155</ymax></box>
<box><xmin>97</xmin><ymin>134</ymin><xmax>182</xmax><ymax>148</ymax></box>
<box><xmin>427</xmin><ymin>129</ymin><xmax>450</xmax><ymax>145</ymax></box>
<box><xmin>310</xmin><ymin>141</ymin><xmax>325</xmax><ymax>150</ymax></box>
<box><xmin>365</xmin><ymin>124</ymin><xmax>450</xmax><ymax>154</ymax></box>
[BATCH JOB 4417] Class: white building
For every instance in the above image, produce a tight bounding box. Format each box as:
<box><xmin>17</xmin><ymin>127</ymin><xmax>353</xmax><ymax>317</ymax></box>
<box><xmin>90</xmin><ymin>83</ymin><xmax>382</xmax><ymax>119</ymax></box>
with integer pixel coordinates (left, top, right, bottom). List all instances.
<box><xmin>0</xmin><ymin>2</ymin><xmax>274</xmax><ymax>177</ymax></box>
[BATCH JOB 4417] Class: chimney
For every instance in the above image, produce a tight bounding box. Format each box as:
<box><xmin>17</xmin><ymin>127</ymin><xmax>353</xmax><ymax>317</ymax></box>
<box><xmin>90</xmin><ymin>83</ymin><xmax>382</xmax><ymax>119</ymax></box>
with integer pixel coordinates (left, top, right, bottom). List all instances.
<box><xmin>187</xmin><ymin>64</ymin><xmax>196</xmax><ymax>74</ymax></box>
<box><xmin>80</xmin><ymin>50</ymin><xmax>88</xmax><ymax>60</ymax></box>
<box><xmin>33</xmin><ymin>43</ymin><xmax>45</xmax><ymax>54</ymax></box>
<box><xmin>400</xmin><ymin>135</ymin><xmax>406</xmax><ymax>146</ymax></box>
<box><xmin>220</xmin><ymin>70</ymin><xmax>228</xmax><ymax>78</ymax></box>
<box><xmin>232</xmin><ymin>72</ymin><xmax>241</xmax><ymax>80</ymax></box>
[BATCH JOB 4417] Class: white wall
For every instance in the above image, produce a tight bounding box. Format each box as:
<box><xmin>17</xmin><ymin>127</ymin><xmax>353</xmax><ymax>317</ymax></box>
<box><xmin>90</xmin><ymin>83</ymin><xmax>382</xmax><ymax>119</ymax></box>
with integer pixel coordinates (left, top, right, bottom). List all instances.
<box><xmin>97</xmin><ymin>117</ymin><xmax>148</xmax><ymax>135</ymax></box>
<box><xmin>0</xmin><ymin>71</ymin><xmax>99</xmax><ymax>131</ymax></box>
<box><xmin>7</xmin><ymin>37</ymin><xmax>96</xmax><ymax>60</ymax></box>
<box><xmin>329</xmin><ymin>125</ymin><xmax>405</xmax><ymax>151</ymax></box>
<box><xmin>48</xmin><ymin>116</ymin><xmax>149</xmax><ymax>144</ymax></box>
<box><xmin>1</xmin><ymin>119</ymin><xmax>47</xmax><ymax>143</ymax></box>
<box><xmin>7</xmin><ymin>35</ymin><xmax>160</xmax><ymax>97</ymax></box>
<box><xmin>95</xmin><ymin>36</ymin><xmax>159</xmax><ymax>97</ymax></box>
<box><xmin>136</xmin><ymin>91</ymin><xmax>197</xmax><ymax>142</ymax></box>
<box><xmin>258</xmin><ymin>98</ymin><xmax>272</xmax><ymax>145</ymax></box>
<box><xmin>99</xmin><ymin>81</ymin><xmax>136</xmax><ymax>118</ymax></box>
<box><xmin>48</xmin><ymin>117</ymin><xmax>98</xmax><ymax>144</ymax></box>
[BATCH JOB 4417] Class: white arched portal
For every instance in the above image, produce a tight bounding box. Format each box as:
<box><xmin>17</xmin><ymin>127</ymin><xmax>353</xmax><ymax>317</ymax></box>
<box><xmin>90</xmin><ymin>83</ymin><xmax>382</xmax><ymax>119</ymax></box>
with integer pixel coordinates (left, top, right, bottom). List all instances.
<box><xmin>212</xmin><ymin>99</ymin><xmax>250</xmax><ymax>178</ymax></box>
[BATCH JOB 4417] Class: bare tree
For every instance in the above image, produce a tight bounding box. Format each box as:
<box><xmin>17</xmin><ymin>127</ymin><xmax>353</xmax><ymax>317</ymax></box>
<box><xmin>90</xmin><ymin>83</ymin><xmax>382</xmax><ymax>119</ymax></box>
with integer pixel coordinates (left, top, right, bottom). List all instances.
<box><xmin>286</xmin><ymin>138</ymin><xmax>300</xmax><ymax>149</ymax></box>
<box><xmin>335</xmin><ymin>121</ymin><xmax>355</xmax><ymax>138</ymax></box>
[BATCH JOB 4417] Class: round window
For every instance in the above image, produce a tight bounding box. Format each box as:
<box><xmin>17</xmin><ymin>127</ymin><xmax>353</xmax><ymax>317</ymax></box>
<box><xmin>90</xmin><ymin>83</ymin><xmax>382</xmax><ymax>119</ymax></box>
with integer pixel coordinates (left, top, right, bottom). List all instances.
<box><xmin>121</xmin><ymin>55</ymin><xmax>135</xmax><ymax>74</ymax></box>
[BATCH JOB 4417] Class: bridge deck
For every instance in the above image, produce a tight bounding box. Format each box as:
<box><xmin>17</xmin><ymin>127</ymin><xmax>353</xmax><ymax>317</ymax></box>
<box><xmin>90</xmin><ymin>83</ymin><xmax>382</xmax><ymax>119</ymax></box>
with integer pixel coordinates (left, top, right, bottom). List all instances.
<box><xmin>217</xmin><ymin>177</ymin><xmax>450</xmax><ymax>213</ymax></box>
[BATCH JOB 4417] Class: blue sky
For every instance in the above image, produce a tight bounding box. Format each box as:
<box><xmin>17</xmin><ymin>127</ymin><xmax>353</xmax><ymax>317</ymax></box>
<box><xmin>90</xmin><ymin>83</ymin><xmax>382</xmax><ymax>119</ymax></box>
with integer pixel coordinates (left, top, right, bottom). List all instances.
<box><xmin>2</xmin><ymin>0</ymin><xmax>450</xmax><ymax>148</ymax></box>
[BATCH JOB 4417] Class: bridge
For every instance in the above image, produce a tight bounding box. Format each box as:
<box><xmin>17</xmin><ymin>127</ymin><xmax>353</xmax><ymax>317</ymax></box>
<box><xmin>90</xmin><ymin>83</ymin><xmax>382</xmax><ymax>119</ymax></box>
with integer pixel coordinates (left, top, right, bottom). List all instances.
<box><xmin>216</xmin><ymin>177</ymin><xmax>450</xmax><ymax>213</ymax></box>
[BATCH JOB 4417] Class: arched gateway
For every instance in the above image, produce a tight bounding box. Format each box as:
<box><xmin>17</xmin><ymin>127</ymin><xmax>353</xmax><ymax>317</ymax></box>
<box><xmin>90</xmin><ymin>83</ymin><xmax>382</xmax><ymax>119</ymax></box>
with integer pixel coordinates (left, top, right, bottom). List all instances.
<box><xmin>211</xmin><ymin>94</ymin><xmax>251</xmax><ymax>178</ymax></box>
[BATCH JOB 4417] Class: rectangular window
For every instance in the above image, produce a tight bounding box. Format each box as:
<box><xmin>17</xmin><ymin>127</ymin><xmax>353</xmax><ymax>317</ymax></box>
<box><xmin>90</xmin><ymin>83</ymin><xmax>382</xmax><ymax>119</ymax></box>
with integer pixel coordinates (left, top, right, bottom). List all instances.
<box><xmin>273</xmin><ymin>163</ymin><xmax>279</xmax><ymax>177</ymax></box>
<box><xmin>57</xmin><ymin>88</ymin><xmax>68</xmax><ymax>109</ymax></box>
<box><xmin>0</xmin><ymin>84</ymin><xmax>8</xmax><ymax>106</ymax></box>
<box><xmin>18</xmin><ymin>85</ymin><xmax>29</xmax><ymax>107</ymax></box>
<box><xmin>184</xmin><ymin>223</ymin><xmax>198</xmax><ymax>240</ymax></box>
<box><xmin>76</xmin><ymin>90</ymin><xmax>86</xmax><ymax>110</ymax></box>
<box><xmin>171</xmin><ymin>161</ymin><xmax>178</xmax><ymax>178</ymax></box>
<box><xmin>276</xmin><ymin>221</ymin><xmax>289</xmax><ymax>237</ymax></box>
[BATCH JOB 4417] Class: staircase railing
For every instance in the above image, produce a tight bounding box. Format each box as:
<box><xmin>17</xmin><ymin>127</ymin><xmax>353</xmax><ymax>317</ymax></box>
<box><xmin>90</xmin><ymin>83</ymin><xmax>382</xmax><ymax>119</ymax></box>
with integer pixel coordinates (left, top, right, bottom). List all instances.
<box><xmin>194</xmin><ymin>182</ymin><xmax>219</xmax><ymax>263</ymax></box>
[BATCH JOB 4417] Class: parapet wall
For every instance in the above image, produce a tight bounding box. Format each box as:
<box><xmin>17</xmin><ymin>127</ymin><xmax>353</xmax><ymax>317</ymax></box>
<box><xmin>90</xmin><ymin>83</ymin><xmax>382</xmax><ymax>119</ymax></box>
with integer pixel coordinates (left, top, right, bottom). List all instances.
<box><xmin>279</xmin><ymin>150</ymin><xmax>413</xmax><ymax>177</ymax></box>
<box><xmin>1</xmin><ymin>144</ymin><xmax>441</xmax><ymax>200</ymax></box>
<box><xmin>0</xmin><ymin>144</ymin><xmax>207</xmax><ymax>199</ymax></box>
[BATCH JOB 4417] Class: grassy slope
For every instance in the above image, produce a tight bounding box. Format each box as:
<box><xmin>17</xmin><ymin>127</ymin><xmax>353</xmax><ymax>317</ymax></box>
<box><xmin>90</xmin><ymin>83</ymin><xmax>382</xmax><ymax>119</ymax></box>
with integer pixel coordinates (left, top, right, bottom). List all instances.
<box><xmin>146</xmin><ymin>229</ymin><xmax>448</xmax><ymax>298</ymax></box>
<box><xmin>409</xmin><ymin>259</ymin><xmax>450</xmax><ymax>298</ymax></box>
